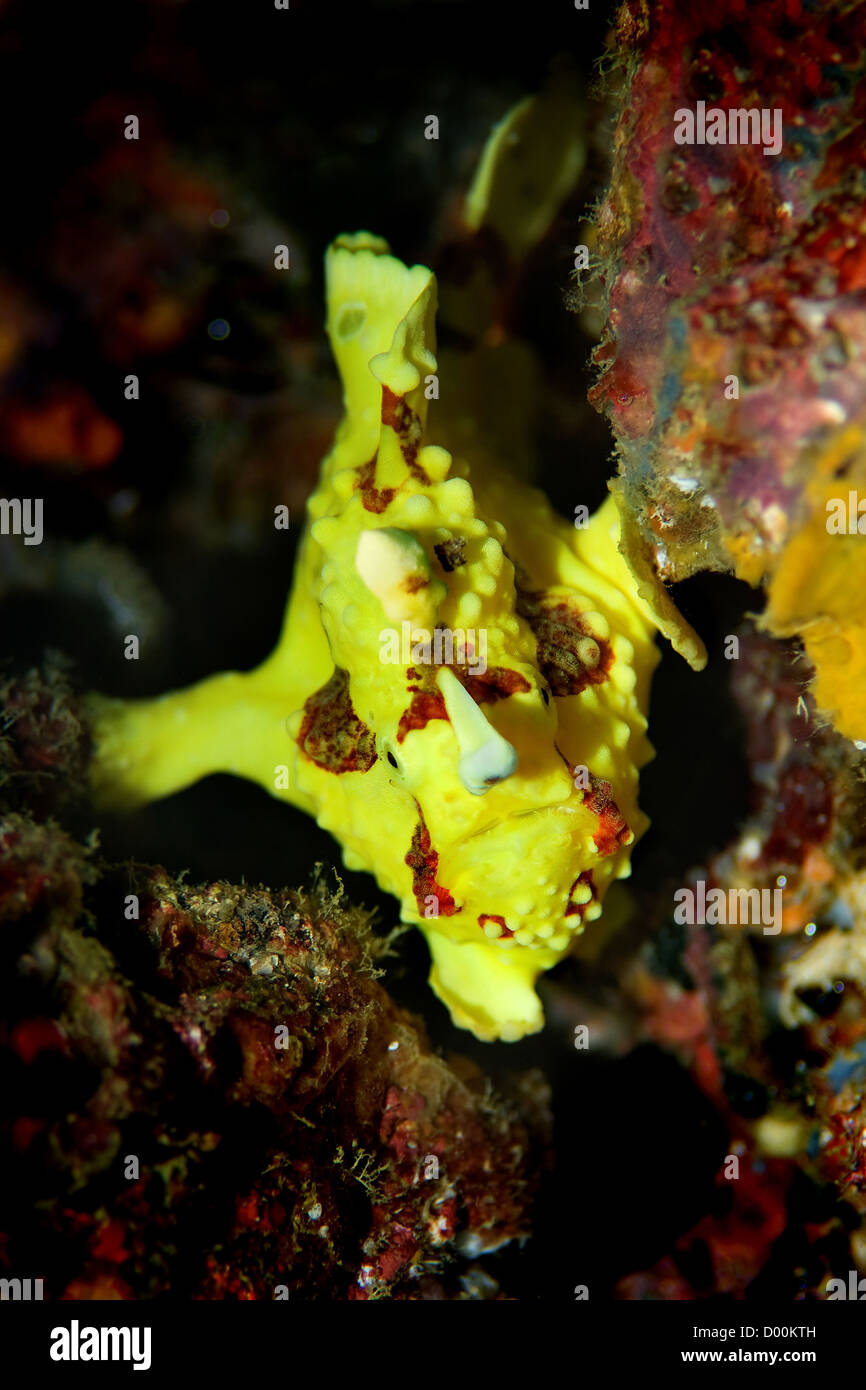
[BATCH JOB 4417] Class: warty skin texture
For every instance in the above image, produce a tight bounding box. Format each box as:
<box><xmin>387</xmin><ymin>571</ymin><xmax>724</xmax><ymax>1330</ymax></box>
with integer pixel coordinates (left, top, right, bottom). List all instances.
<box><xmin>87</xmin><ymin>232</ymin><xmax>702</xmax><ymax>1041</ymax></box>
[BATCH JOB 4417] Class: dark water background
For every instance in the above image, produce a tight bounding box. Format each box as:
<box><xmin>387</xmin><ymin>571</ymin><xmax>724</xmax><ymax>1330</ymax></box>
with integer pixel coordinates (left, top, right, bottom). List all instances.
<box><xmin>1</xmin><ymin>0</ymin><xmax>825</xmax><ymax>1298</ymax></box>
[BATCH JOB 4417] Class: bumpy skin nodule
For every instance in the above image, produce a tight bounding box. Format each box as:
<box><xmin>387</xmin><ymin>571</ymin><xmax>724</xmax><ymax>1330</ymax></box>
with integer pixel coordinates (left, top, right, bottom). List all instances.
<box><xmin>88</xmin><ymin>232</ymin><xmax>686</xmax><ymax>1042</ymax></box>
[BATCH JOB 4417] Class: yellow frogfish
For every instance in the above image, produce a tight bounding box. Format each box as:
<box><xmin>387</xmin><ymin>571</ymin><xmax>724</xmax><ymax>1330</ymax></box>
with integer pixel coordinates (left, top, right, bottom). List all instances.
<box><xmin>86</xmin><ymin>231</ymin><xmax>705</xmax><ymax>1042</ymax></box>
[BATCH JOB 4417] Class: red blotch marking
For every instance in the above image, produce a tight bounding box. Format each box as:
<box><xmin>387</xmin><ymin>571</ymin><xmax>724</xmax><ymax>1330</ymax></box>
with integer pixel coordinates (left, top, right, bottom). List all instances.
<box><xmin>584</xmin><ymin>776</ymin><xmax>631</xmax><ymax>857</ymax></box>
<box><xmin>355</xmin><ymin>384</ymin><xmax>431</xmax><ymax>510</ymax></box>
<box><xmin>356</xmin><ymin>456</ymin><xmax>396</xmax><ymax>514</ymax></box>
<box><xmin>396</xmin><ymin>665</ymin><xmax>530</xmax><ymax>742</ymax></box>
<box><xmin>461</xmin><ymin>667</ymin><xmax>530</xmax><ymax>702</ymax></box>
<box><xmin>297</xmin><ymin>668</ymin><xmax>377</xmax><ymax>773</ymax></box>
<box><xmin>380</xmin><ymin>385</ymin><xmax>410</xmax><ymax>437</ymax></box>
<box><xmin>380</xmin><ymin>385</ymin><xmax>429</xmax><ymax>483</ymax></box>
<box><xmin>405</xmin><ymin>813</ymin><xmax>459</xmax><ymax>917</ymax></box>
<box><xmin>397</xmin><ymin>689</ymin><xmax>446</xmax><ymax>743</ymax></box>
<box><xmin>478</xmin><ymin>913</ymin><xmax>514</xmax><ymax>939</ymax></box>
<box><xmin>565</xmin><ymin>870</ymin><xmax>596</xmax><ymax>920</ymax></box>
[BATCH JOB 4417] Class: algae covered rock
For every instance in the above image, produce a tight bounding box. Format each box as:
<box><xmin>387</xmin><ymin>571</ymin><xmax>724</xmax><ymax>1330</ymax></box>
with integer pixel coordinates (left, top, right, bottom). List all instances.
<box><xmin>588</xmin><ymin>0</ymin><xmax>866</xmax><ymax>740</ymax></box>
<box><xmin>0</xmin><ymin>690</ymin><xmax>549</xmax><ymax>1299</ymax></box>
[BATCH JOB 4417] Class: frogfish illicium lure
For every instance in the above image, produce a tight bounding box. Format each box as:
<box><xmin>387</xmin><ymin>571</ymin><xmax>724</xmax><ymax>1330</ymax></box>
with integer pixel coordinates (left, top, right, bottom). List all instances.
<box><xmin>86</xmin><ymin>231</ymin><xmax>705</xmax><ymax>1041</ymax></box>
